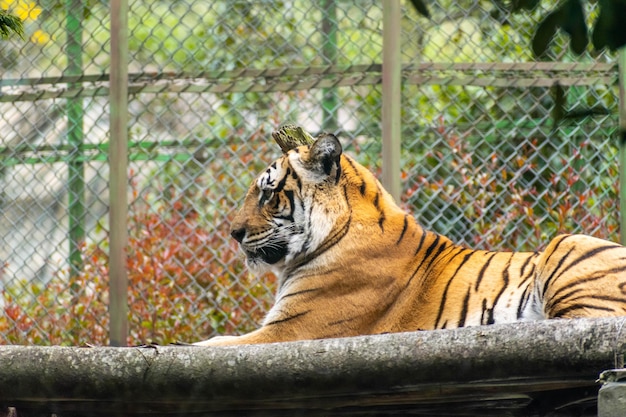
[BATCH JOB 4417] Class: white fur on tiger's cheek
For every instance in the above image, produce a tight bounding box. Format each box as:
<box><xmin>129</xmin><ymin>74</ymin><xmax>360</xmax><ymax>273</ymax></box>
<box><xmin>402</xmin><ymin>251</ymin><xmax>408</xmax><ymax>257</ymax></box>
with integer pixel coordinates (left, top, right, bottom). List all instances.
<box><xmin>307</xmin><ymin>204</ymin><xmax>335</xmax><ymax>251</ymax></box>
<box><xmin>284</xmin><ymin>199</ymin><xmax>335</xmax><ymax>263</ymax></box>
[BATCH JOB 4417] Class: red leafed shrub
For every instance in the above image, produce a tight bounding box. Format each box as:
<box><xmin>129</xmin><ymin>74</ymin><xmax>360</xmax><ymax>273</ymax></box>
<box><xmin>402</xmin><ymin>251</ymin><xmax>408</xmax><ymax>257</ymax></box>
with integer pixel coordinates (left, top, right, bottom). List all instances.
<box><xmin>0</xmin><ymin>188</ymin><xmax>276</xmax><ymax>346</ymax></box>
<box><xmin>402</xmin><ymin>118</ymin><xmax>619</xmax><ymax>251</ymax></box>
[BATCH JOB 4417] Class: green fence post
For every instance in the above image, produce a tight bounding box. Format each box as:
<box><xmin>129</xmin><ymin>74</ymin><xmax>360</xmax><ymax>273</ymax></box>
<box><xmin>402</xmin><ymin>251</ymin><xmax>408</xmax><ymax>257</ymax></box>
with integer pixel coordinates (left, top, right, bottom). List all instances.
<box><xmin>382</xmin><ymin>0</ymin><xmax>401</xmax><ymax>201</ymax></box>
<box><xmin>617</xmin><ymin>47</ymin><xmax>626</xmax><ymax>245</ymax></box>
<box><xmin>109</xmin><ymin>0</ymin><xmax>129</xmax><ymax>347</ymax></box>
<box><xmin>65</xmin><ymin>0</ymin><xmax>84</xmax><ymax>342</ymax></box>
<box><xmin>321</xmin><ymin>0</ymin><xmax>338</xmax><ymax>132</ymax></box>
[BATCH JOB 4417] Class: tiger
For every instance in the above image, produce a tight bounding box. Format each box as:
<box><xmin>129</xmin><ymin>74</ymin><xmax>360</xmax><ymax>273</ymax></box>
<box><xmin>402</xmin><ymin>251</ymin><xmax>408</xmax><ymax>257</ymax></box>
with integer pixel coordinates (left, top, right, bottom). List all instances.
<box><xmin>194</xmin><ymin>125</ymin><xmax>626</xmax><ymax>346</ymax></box>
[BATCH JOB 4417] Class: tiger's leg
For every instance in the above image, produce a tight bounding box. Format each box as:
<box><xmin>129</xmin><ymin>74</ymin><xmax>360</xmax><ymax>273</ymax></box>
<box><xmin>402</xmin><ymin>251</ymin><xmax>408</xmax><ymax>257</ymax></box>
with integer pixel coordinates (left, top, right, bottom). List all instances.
<box><xmin>536</xmin><ymin>234</ymin><xmax>626</xmax><ymax>319</ymax></box>
<box><xmin>193</xmin><ymin>335</ymin><xmax>241</xmax><ymax>346</ymax></box>
<box><xmin>193</xmin><ymin>326</ymin><xmax>287</xmax><ymax>346</ymax></box>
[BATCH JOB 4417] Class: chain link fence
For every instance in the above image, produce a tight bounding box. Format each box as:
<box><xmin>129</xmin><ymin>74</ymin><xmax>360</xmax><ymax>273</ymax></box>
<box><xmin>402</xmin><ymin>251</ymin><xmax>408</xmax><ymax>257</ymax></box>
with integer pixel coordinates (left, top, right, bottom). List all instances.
<box><xmin>0</xmin><ymin>0</ymin><xmax>620</xmax><ymax>345</ymax></box>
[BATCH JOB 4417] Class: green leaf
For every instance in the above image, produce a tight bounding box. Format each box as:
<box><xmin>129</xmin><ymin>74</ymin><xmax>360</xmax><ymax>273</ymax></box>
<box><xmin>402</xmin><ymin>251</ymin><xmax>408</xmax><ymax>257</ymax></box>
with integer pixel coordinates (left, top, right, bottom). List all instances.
<box><xmin>531</xmin><ymin>10</ymin><xmax>561</xmax><ymax>57</ymax></box>
<box><xmin>592</xmin><ymin>0</ymin><xmax>626</xmax><ymax>51</ymax></box>
<box><xmin>408</xmin><ymin>0</ymin><xmax>430</xmax><ymax>18</ymax></box>
<box><xmin>592</xmin><ymin>0</ymin><xmax>611</xmax><ymax>49</ymax></box>
<box><xmin>0</xmin><ymin>11</ymin><xmax>24</xmax><ymax>40</ymax></box>
<box><xmin>559</xmin><ymin>0</ymin><xmax>587</xmax><ymax>55</ymax></box>
<box><xmin>519</xmin><ymin>0</ymin><xmax>540</xmax><ymax>11</ymax></box>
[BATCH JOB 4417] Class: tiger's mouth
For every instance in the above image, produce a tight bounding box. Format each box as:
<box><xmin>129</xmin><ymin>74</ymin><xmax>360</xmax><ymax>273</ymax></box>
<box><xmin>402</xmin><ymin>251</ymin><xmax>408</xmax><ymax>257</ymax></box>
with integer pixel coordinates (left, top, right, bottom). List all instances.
<box><xmin>244</xmin><ymin>245</ymin><xmax>288</xmax><ymax>265</ymax></box>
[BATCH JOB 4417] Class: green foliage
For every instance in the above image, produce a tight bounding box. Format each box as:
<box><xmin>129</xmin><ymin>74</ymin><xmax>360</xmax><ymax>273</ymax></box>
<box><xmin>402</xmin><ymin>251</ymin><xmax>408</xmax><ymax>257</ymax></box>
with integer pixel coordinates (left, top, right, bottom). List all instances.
<box><xmin>408</xmin><ymin>0</ymin><xmax>626</xmax><ymax>54</ymax></box>
<box><xmin>0</xmin><ymin>10</ymin><xmax>23</xmax><ymax>40</ymax></box>
<box><xmin>0</xmin><ymin>176</ymin><xmax>275</xmax><ymax>346</ymax></box>
<box><xmin>532</xmin><ymin>0</ymin><xmax>586</xmax><ymax>56</ymax></box>
<box><xmin>592</xmin><ymin>0</ymin><xmax>626</xmax><ymax>50</ymax></box>
<box><xmin>408</xmin><ymin>0</ymin><xmax>430</xmax><ymax>17</ymax></box>
<box><xmin>402</xmin><ymin>118</ymin><xmax>619</xmax><ymax>251</ymax></box>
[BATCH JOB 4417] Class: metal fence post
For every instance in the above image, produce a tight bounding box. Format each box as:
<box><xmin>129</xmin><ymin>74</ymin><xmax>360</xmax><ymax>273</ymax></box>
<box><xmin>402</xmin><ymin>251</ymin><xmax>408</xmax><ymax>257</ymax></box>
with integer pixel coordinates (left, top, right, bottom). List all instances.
<box><xmin>321</xmin><ymin>0</ymin><xmax>338</xmax><ymax>132</ymax></box>
<box><xmin>65</xmin><ymin>0</ymin><xmax>85</xmax><ymax>342</ymax></box>
<box><xmin>617</xmin><ymin>47</ymin><xmax>626</xmax><ymax>245</ymax></box>
<box><xmin>382</xmin><ymin>0</ymin><xmax>401</xmax><ymax>201</ymax></box>
<box><xmin>109</xmin><ymin>0</ymin><xmax>129</xmax><ymax>347</ymax></box>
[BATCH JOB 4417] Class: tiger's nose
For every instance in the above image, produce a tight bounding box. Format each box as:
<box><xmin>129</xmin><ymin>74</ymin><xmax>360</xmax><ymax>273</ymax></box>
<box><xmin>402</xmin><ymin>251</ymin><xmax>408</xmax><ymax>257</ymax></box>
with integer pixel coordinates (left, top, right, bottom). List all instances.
<box><xmin>231</xmin><ymin>227</ymin><xmax>246</xmax><ymax>243</ymax></box>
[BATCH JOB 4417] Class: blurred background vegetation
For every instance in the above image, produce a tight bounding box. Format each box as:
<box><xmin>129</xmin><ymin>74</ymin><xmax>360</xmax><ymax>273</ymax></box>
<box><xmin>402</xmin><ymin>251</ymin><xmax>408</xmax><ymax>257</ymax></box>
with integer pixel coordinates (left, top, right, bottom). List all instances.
<box><xmin>0</xmin><ymin>0</ymin><xmax>621</xmax><ymax>345</ymax></box>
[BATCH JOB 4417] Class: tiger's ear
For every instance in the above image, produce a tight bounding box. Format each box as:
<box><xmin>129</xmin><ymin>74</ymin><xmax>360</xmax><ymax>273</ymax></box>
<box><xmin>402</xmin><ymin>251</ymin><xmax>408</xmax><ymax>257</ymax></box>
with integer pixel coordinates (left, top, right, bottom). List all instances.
<box><xmin>304</xmin><ymin>133</ymin><xmax>342</xmax><ymax>180</ymax></box>
<box><xmin>272</xmin><ymin>124</ymin><xmax>315</xmax><ymax>153</ymax></box>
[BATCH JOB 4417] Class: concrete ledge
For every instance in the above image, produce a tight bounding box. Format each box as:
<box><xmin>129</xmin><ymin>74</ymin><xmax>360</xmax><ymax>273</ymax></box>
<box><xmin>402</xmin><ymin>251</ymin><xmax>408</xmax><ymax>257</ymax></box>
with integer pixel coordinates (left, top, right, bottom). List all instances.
<box><xmin>1</xmin><ymin>317</ymin><xmax>626</xmax><ymax>416</ymax></box>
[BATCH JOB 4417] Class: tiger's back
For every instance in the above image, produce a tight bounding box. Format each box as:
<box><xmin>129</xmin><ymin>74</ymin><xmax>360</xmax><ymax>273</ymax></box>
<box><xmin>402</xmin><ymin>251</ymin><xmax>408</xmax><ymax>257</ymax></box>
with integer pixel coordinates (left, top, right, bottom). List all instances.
<box><xmin>392</xmin><ymin>231</ymin><xmax>626</xmax><ymax>331</ymax></box>
<box><xmin>194</xmin><ymin>126</ymin><xmax>626</xmax><ymax>346</ymax></box>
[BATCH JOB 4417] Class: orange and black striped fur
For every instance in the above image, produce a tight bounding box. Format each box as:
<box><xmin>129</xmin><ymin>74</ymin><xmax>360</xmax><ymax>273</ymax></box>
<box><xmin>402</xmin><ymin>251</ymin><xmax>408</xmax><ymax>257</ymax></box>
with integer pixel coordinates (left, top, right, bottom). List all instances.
<box><xmin>194</xmin><ymin>128</ymin><xmax>626</xmax><ymax>346</ymax></box>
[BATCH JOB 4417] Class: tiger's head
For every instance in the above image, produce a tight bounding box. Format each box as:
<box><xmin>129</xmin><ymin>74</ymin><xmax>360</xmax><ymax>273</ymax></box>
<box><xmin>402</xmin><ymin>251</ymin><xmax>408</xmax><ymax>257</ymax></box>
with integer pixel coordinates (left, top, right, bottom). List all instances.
<box><xmin>230</xmin><ymin>126</ymin><xmax>350</xmax><ymax>275</ymax></box>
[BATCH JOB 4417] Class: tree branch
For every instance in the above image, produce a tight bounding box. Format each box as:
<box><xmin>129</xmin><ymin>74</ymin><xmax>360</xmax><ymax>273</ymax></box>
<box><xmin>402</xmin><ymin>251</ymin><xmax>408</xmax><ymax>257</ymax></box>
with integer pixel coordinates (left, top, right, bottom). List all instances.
<box><xmin>1</xmin><ymin>317</ymin><xmax>625</xmax><ymax>415</ymax></box>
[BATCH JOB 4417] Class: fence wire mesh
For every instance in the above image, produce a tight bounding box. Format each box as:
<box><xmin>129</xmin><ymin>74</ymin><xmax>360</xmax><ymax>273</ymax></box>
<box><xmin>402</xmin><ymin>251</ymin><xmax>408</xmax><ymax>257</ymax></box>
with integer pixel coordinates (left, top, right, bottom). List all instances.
<box><xmin>0</xmin><ymin>0</ymin><xmax>620</xmax><ymax>345</ymax></box>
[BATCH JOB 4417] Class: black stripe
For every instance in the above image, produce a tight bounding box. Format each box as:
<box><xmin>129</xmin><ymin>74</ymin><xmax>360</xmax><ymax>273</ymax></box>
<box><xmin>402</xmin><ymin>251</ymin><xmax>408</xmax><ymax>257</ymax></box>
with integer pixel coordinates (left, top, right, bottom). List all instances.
<box><xmin>541</xmin><ymin>235</ymin><xmax>571</xmax><ymax>262</ymax></box>
<box><xmin>547</xmin><ymin>287</ymin><xmax>584</xmax><ymax>312</ymax></box>
<box><xmin>373</xmin><ymin>184</ymin><xmax>386</xmax><ymax>233</ymax></box>
<box><xmin>422</xmin><ymin>234</ymin><xmax>442</xmax><ymax>263</ymax></box>
<box><xmin>280</xmin><ymin>287</ymin><xmax>321</xmax><ymax>300</ymax></box>
<box><xmin>541</xmin><ymin>247</ymin><xmax>576</xmax><ymax>296</ymax></box>
<box><xmin>293</xmin><ymin>170</ymin><xmax>302</xmax><ymax>190</ymax></box>
<box><xmin>403</xmin><ymin>233</ymin><xmax>435</xmax><ymax>289</ymax></box>
<box><xmin>516</xmin><ymin>285</ymin><xmax>532</xmax><ymax>319</ymax></box>
<box><xmin>474</xmin><ymin>252</ymin><xmax>498</xmax><ymax>291</ymax></box>
<box><xmin>334</xmin><ymin>161</ymin><xmax>342</xmax><ymax>184</ymax></box>
<box><xmin>519</xmin><ymin>253</ymin><xmax>535</xmax><ymax>281</ymax></box>
<box><xmin>425</xmin><ymin>244</ymin><xmax>462</xmax><ymax>278</ymax></box>
<box><xmin>273</xmin><ymin>190</ymin><xmax>295</xmax><ymax>221</ymax></box>
<box><xmin>413</xmin><ymin>230</ymin><xmax>428</xmax><ymax>256</ymax></box>
<box><xmin>538</xmin><ymin>235</ymin><xmax>573</xmax><ymax>294</ymax></box>
<box><xmin>396</xmin><ymin>215</ymin><xmax>409</xmax><ymax>245</ymax></box>
<box><xmin>275</xmin><ymin>172</ymin><xmax>289</xmax><ymax>192</ymax></box>
<box><xmin>517</xmin><ymin>253</ymin><xmax>538</xmax><ymax>288</ymax></box>
<box><xmin>328</xmin><ymin>316</ymin><xmax>360</xmax><ymax>327</ymax></box>
<box><xmin>547</xmin><ymin>274</ymin><xmax>611</xmax><ymax>310</ymax></box>
<box><xmin>458</xmin><ymin>285</ymin><xmax>472</xmax><ymax>327</ymax></box>
<box><xmin>546</xmin><ymin>264</ymin><xmax>626</xmax><ymax>309</ymax></box>
<box><xmin>551</xmin><ymin>300</ymin><xmax>619</xmax><ymax>318</ymax></box>
<box><xmin>480</xmin><ymin>298</ymin><xmax>488</xmax><ymax>325</ymax></box>
<box><xmin>279</xmin><ymin>268</ymin><xmax>341</xmax><ymax>290</ymax></box>
<box><xmin>546</xmin><ymin>244</ymin><xmax>622</xmax><ymax>291</ymax></box>
<box><xmin>344</xmin><ymin>157</ymin><xmax>366</xmax><ymax>195</ymax></box>
<box><xmin>434</xmin><ymin>250</ymin><xmax>477</xmax><ymax>328</ymax></box>
<box><xmin>569</xmin><ymin>294</ymin><xmax>626</xmax><ymax>305</ymax></box>
<box><xmin>265</xmin><ymin>310</ymin><xmax>310</xmax><ymax>327</ymax></box>
<box><xmin>284</xmin><ymin>189</ymin><xmax>295</xmax><ymax>210</ymax></box>
<box><xmin>486</xmin><ymin>255</ymin><xmax>512</xmax><ymax>325</ymax></box>
<box><xmin>422</xmin><ymin>240</ymin><xmax>450</xmax><ymax>276</ymax></box>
